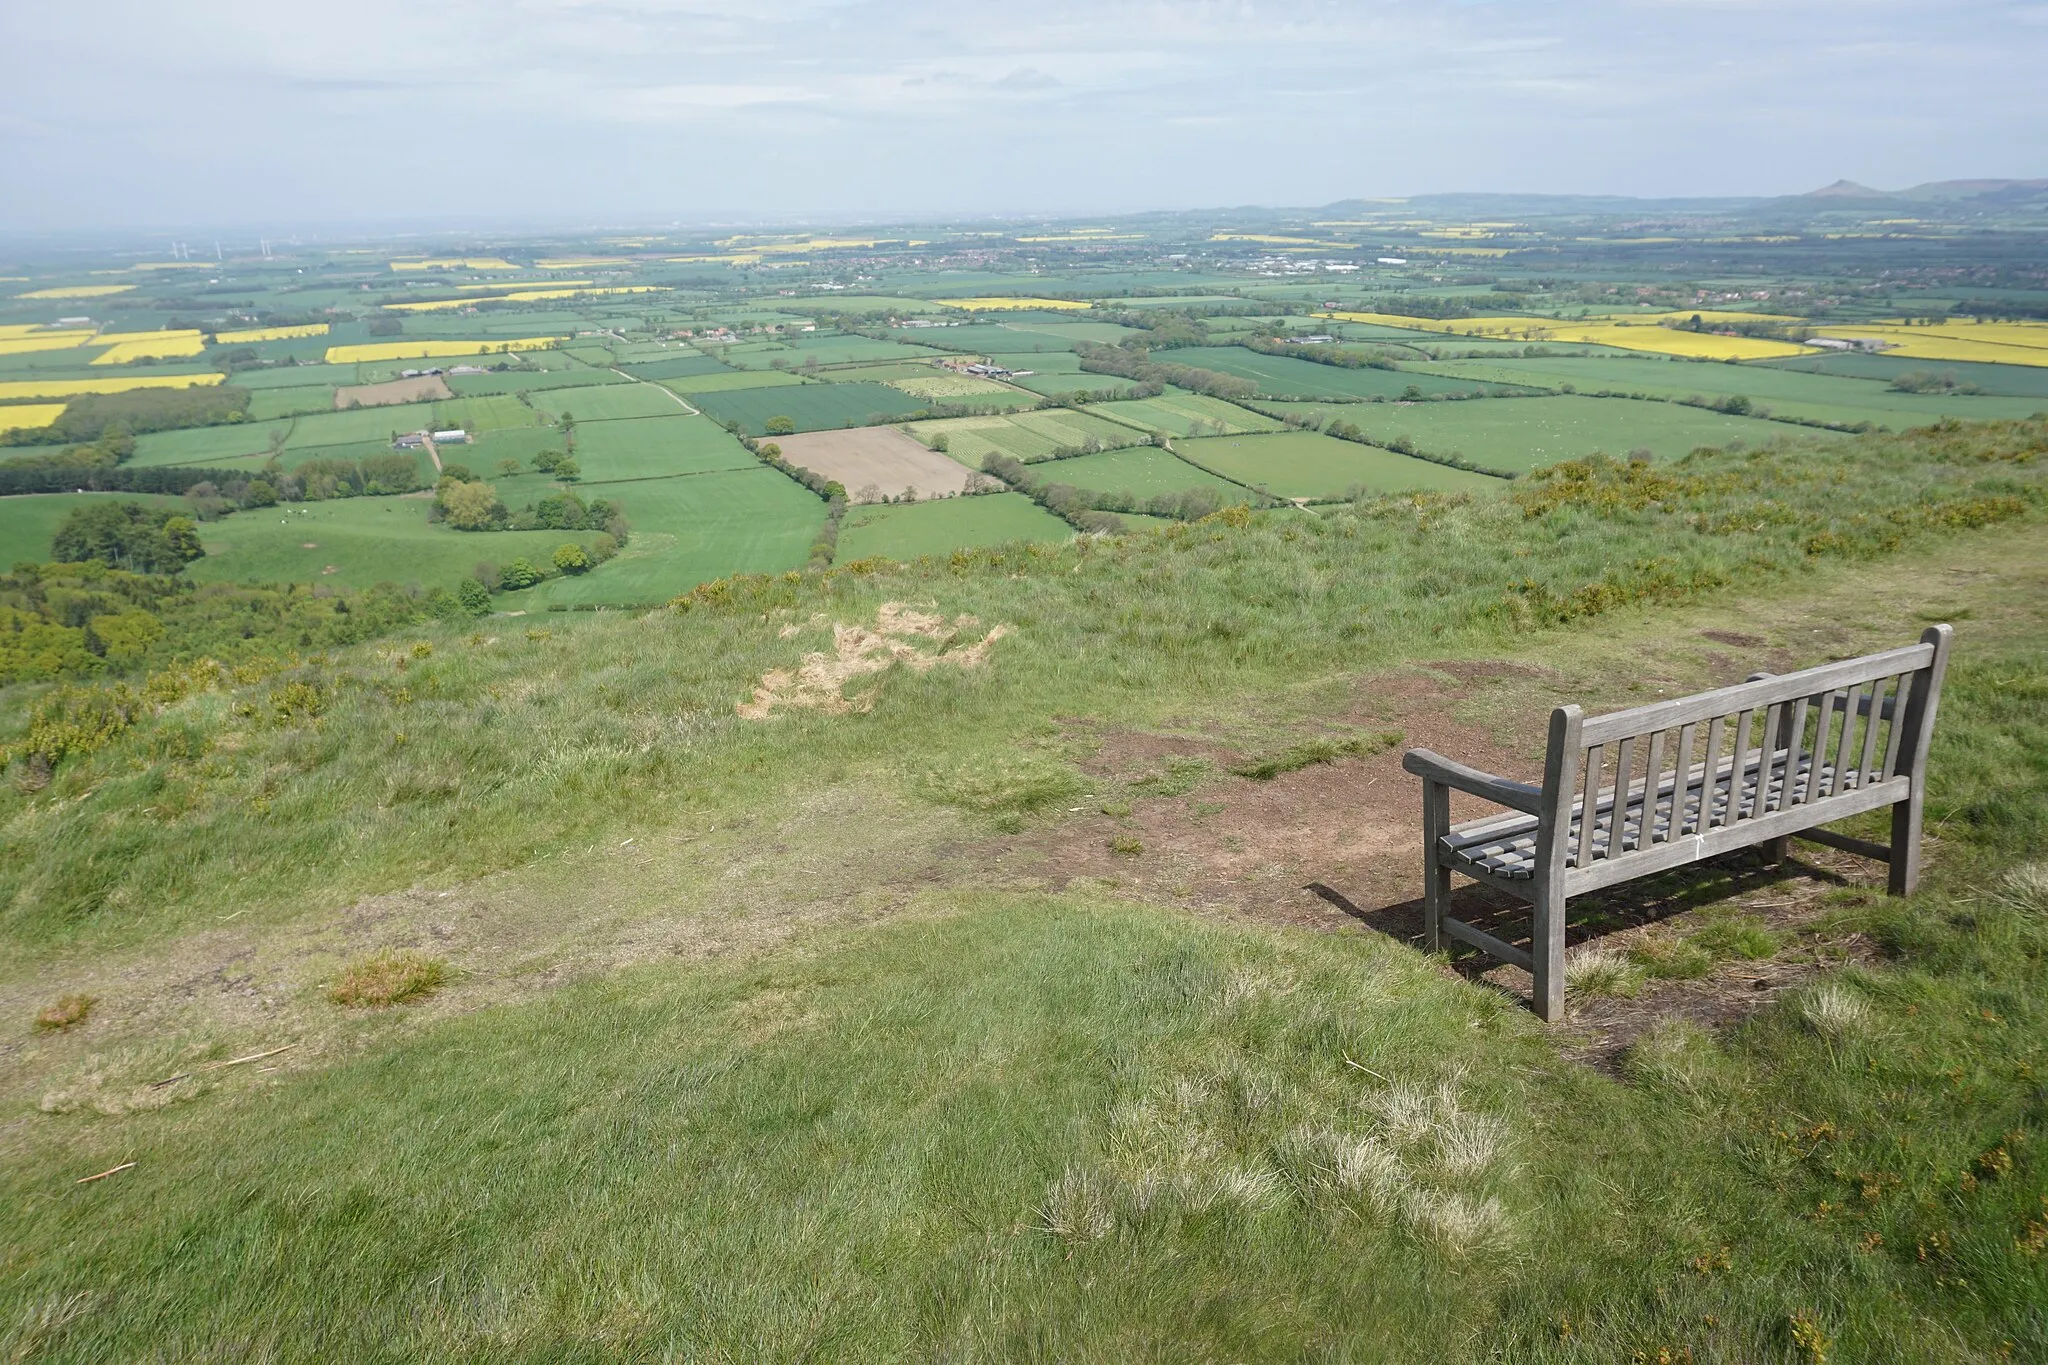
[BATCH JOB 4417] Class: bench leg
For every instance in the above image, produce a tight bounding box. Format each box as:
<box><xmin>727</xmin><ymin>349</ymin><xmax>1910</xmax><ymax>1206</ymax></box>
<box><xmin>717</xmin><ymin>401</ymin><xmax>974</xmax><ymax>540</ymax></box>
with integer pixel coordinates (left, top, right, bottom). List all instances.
<box><xmin>1889</xmin><ymin>792</ymin><xmax>1923</xmax><ymax>896</ymax></box>
<box><xmin>1760</xmin><ymin>835</ymin><xmax>1790</xmax><ymax>866</ymax></box>
<box><xmin>1531</xmin><ymin>875</ymin><xmax>1566</xmax><ymax>1023</ymax></box>
<box><xmin>1421</xmin><ymin>779</ymin><xmax>1449</xmax><ymax>953</ymax></box>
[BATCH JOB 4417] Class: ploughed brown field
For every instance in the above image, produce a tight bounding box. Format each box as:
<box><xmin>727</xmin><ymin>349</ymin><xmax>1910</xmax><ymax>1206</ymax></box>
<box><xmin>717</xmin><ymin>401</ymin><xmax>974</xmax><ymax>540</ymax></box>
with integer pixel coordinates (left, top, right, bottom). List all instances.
<box><xmin>770</xmin><ymin>425</ymin><xmax>977</xmax><ymax>502</ymax></box>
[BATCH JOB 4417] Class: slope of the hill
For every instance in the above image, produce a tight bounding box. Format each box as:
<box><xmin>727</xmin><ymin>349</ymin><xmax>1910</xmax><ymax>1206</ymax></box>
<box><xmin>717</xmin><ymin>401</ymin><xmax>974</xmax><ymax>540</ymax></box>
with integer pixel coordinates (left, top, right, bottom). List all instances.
<box><xmin>1</xmin><ymin>420</ymin><xmax>2045</xmax><ymax>1360</ymax></box>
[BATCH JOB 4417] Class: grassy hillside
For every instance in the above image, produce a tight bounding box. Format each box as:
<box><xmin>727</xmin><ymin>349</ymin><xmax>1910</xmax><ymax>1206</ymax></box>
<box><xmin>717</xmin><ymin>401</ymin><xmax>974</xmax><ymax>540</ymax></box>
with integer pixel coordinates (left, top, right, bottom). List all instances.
<box><xmin>1</xmin><ymin>420</ymin><xmax>2044</xmax><ymax>1359</ymax></box>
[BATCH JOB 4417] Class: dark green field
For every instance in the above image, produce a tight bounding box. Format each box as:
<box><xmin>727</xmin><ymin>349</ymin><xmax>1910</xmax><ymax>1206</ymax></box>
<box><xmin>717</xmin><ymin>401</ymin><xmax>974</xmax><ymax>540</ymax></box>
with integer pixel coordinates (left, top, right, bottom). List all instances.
<box><xmin>693</xmin><ymin>381</ymin><xmax>928</xmax><ymax>436</ymax></box>
<box><xmin>1169</xmin><ymin>347</ymin><xmax>1537</xmax><ymax>400</ymax></box>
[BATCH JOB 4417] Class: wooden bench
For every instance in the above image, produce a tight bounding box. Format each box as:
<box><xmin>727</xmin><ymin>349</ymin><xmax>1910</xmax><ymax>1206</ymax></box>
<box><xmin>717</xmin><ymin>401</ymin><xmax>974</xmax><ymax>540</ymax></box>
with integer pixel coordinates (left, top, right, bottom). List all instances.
<box><xmin>1401</xmin><ymin>626</ymin><xmax>1954</xmax><ymax>1020</ymax></box>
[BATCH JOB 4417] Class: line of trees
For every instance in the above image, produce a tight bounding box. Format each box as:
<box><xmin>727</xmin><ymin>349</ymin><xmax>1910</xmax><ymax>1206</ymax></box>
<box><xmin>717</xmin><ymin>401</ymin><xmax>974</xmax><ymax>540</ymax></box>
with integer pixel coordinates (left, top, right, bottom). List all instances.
<box><xmin>979</xmin><ymin>452</ymin><xmax>1248</xmax><ymax>531</ymax></box>
<box><xmin>1072</xmin><ymin>343</ymin><xmax>1257</xmax><ymax>401</ymax></box>
<box><xmin>1</xmin><ymin>386</ymin><xmax>251</xmax><ymax>447</ymax></box>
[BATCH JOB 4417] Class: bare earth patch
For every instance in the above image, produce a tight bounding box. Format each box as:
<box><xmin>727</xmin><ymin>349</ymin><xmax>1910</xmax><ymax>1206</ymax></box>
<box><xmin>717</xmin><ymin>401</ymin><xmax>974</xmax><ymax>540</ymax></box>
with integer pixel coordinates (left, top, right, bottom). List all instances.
<box><xmin>739</xmin><ymin>602</ymin><xmax>1010</xmax><ymax>719</ymax></box>
<box><xmin>335</xmin><ymin>375</ymin><xmax>453</xmax><ymax>409</ymax></box>
<box><xmin>770</xmin><ymin>427</ymin><xmax>976</xmax><ymax>502</ymax></box>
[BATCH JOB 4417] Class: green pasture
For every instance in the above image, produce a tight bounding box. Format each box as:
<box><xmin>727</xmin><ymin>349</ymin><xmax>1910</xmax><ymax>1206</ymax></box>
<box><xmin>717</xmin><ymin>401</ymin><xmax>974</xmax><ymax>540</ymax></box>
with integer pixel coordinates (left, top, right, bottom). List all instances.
<box><xmin>1758</xmin><ymin>351</ymin><xmax>2048</xmax><ymax>397</ymax></box>
<box><xmin>246</xmin><ymin>387</ymin><xmax>335</xmax><ymax>422</ymax></box>
<box><xmin>1176</xmin><ymin>431</ymin><xmax>1506</xmax><ymax>499</ymax></box>
<box><xmin>1086</xmin><ymin>390</ymin><xmax>1282</xmax><ymax>439</ymax></box>
<box><xmin>1262</xmin><ymin>394</ymin><xmax>1805</xmax><ymax>473</ymax></box>
<box><xmin>1033</xmin><ymin>446</ymin><xmax>1245</xmax><ymax>498</ymax></box>
<box><xmin>528</xmin><ymin>383</ymin><xmax>690</xmax><ymax>422</ymax></box>
<box><xmin>572</xmin><ymin>414</ymin><xmax>757</xmax><ymax>482</ymax></box>
<box><xmin>182</xmin><ymin>497</ymin><xmax>573</xmax><ymax>592</ymax></box>
<box><xmin>282</xmin><ymin>404</ymin><xmax>441</xmax><ymax>451</ymax></box>
<box><xmin>446</xmin><ymin>367</ymin><xmax>630</xmax><ymax>397</ymax></box>
<box><xmin>519</xmin><ymin>466</ymin><xmax>823</xmax><ymax>605</ymax></box>
<box><xmin>905</xmin><ymin>409</ymin><xmax>1147</xmax><ymax>465</ymax></box>
<box><xmin>434</xmin><ymin>393</ymin><xmax>543</xmax><ymax>433</ymax></box>
<box><xmin>1168</xmin><ymin>347</ymin><xmax>1534</xmax><ymax>401</ymax></box>
<box><xmin>693</xmin><ymin>382</ymin><xmax>926</xmax><ymax>437</ymax></box>
<box><xmin>461</xmin><ymin>427</ymin><xmax>566</xmax><ymax>473</ymax></box>
<box><xmin>1418</xmin><ymin>356</ymin><xmax>2048</xmax><ymax>429</ymax></box>
<box><xmin>128</xmin><ymin>423</ymin><xmax>273</xmax><ymax>468</ymax></box>
<box><xmin>622</xmin><ymin>354</ymin><xmax>730</xmax><ymax>382</ymax></box>
<box><xmin>835</xmin><ymin>492</ymin><xmax>1070</xmax><ymax>561</ymax></box>
<box><xmin>720</xmin><ymin>335</ymin><xmax>941</xmax><ymax>370</ymax></box>
<box><xmin>0</xmin><ymin>492</ymin><xmax>185</xmax><ymax>564</ymax></box>
<box><xmin>662</xmin><ymin>369</ymin><xmax>810</xmax><ymax>395</ymax></box>
<box><xmin>818</xmin><ymin>363</ymin><xmax>938</xmax><ymax>384</ymax></box>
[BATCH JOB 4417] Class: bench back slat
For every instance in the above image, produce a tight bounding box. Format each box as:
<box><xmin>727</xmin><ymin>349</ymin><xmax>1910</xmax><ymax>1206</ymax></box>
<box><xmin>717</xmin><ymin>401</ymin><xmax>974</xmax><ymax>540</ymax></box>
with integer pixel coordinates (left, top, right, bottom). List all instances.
<box><xmin>1552</xmin><ymin>628</ymin><xmax>1951</xmax><ymax>876</ymax></box>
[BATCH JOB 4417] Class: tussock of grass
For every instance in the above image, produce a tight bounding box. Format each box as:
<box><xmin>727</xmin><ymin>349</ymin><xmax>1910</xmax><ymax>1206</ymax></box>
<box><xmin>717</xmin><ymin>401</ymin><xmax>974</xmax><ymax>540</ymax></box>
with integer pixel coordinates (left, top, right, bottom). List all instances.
<box><xmin>33</xmin><ymin>993</ymin><xmax>93</xmax><ymax>1031</ymax></box>
<box><xmin>328</xmin><ymin>951</ymin><xmax>448</xmax><ymax>1008</ymax></box>
<box><xmin>1228</xmin><ymin>729</ymin><xmax>1404</xmax><ymax>781</ymax></box>
<box><xmin>1628</xmin><ymin>934</ymin><xmax>1715</xmax><ymax>979</ymax></box>
<box><xmin>1564</xmin><ymin>948</ymin><xmax>1645</xmax><ymax>1000</ymax></box>
<box><xmin>1691</xmin><ymin>915</ymin><xmax>1781</xmax><ymax>960</ymax></box>
<box><xmin>1997</xmin><ymin>862</ymin><xmax>2048</xmax><ymax>915</ymax></box>
<box><xmin>1800</xmin><ymin>983</ymin><xmax>1873</xmax><ymax>1041</ymax></box>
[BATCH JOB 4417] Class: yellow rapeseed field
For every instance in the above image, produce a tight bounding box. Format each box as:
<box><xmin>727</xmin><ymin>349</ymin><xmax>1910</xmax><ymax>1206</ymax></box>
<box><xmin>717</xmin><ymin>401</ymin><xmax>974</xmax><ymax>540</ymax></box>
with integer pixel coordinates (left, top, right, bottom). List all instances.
<box><xmin>933</xmin><ymin>297</ymin><xmax>1092</xmax><ymax>312</ymax></box>
<box><xmin>212</xmin><ymin>324</ymin><xmax>330</xmax><ymax>343</ymax></box>
<box><xmin>0</xmin><ymin>331</ymin><xmax>95</xmax><ymax>356</ymax></box>
<box><xmin>1315</xmin><ymin>310</ymin><xmax>1809</xmax><ymax>360</ymax></box>
<box><xmin>323</xmin><ymin>338</ymin><xmax>563</xmax><ymax>364</ymax></box>
<box><xmin>389</xmin><ymin>258</ymin><xmax>521</xmax><ymax>272</ymax></box>
<box><xmin>0</xmin><ymin>374</ymin><xmax>224</xmax><ymax>401</ymax></box>
<box><xmin>0</xmin><ymin>404</ymin><xmax>67</xmax><ymax>433</ymax></box>
<box><xmin>90</xmin><ymin>331</ymin><xmax>209</xmax><ymax>365</ymax></box>
<box><xmin>1805</xmin><ymin>320</ymin><xmax>2048</xmax><ymax>368</ymax></box>
<box><xmin>17</xmin><ymin>284</ymin><xmax>137</xmax><ymax>299</ymax></box>
<box><xmin>384</xmin><ymin>285</ymin><xmax>665</xmax><ymax>313</ymax></box>
<box><xmin>535</xmin><ymin>257</ymin><xmax>632</xmax><ymax>269</ymax></box>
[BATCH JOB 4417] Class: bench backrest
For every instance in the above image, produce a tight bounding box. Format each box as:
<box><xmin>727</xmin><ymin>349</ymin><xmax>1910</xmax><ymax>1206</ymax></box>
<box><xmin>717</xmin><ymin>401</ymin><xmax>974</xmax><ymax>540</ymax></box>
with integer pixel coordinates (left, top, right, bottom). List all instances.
<box><xmin>1541</xmin><ymin>625</ymin><xmax>1952</xmax><ymax>873</ymax></box>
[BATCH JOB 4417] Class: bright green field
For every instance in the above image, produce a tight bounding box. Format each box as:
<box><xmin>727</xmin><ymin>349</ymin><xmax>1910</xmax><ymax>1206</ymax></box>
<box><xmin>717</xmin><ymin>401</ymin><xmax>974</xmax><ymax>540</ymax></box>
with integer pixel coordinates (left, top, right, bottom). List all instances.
<box><xmin>1035</xmin><ymin>447</ymin><xmax>1244</xmax><ymax>498</ymax></box>
<box><xmin>1176</xmin><ymin>431</ymin><xmax>1507</xmax><ymax>499</ymax></box>
<box><xmin>1262</xmin><ymin>395</ymin><xmax>1806</xmax><ymax>473</ymax></box>
<box><xmin>572</xmin><ymin>415</ymin><xmax>758</xmax><ymax>482</ymax></box>
<box><xmin>1169</xmin><ymin>347</ymin><xmax>1535</xmax><ymax>401</ymax></box>
<box><xmin>528</xmin><ymin>383</ymin><xmax>692</xmax><ymax>422</ymax></box>
<box><xmin>662</xmin><ymin>369</ymin><xmax>810</xmax><ymax>395</ymax></box>
<box><xmin>129</xmin><ymin>423</ymin><xmax>272</xmax><ymax>468</ymax></box>
<box><xmin>182</xmin><ymin>497</ymin><xmax>574</xmax><ymax>592</ymax></box>
<box><xmin>434</xmin><ymin>393</ymin><xmax>543</xmax><ymax>433</ymax></box>
<box><xmin>448</xmin><ymin>369</ymin><xmax>633</xmax><ymax>396</ymax></box>
<box><xmin>906</xmin><ymin>409</ymin><xmax>1147</xmax><ymax>465</ymax></box>
<box><xmin>1418</xmin><ymin>356</ymin><xmax>2048</xmax><ymax>430</ymax></box>
<box><xmin>1086</xmin><ymin>390</ymin><xmax>1283</xmax><ymax>438</ymax></box>
<box><xmin>720</xmin><ymin>335</ymin><xmax>943</xmax><ymax>370</ymax></box>
<box><xmin>693</xmin><ymin>382</ymin><xmax>927</xmax><ymax>437</ymax></box>
<box><xmin>1757</xmin><ymin>352</ymin><xmax>2048</xmax><ymax>398</ymax></box>
<box><xmin>247</xmin><ymin>387</ymin><xmax>336</xmax><ymax>422</ymax></box>
<box><xmin>0</xmin><ymin>492</ymin><xmax>185</xmax><ymax>564</ymax></box>
<box><xmin>518</xmin><ymin>466</ymin><xmax>825</xmax><ymax>605</ymax></box>
<box><xmin>232</xmin><ymin>363</ymin><xmax>365</xmax><ymax>390</ymax></box>
<box><xmin>622</xmin><ymin>354</ymin><xmax>729</xmax><ymax>382</ymax></box>
<box><xmin>285</xmin><ymin>404</ymin><xmax>442</xmax><ymax>450</ymax></box>
<box><xmin>835</xmin><ymin>492</ymin><xmax>1070</xmax><ymax>561</ymax></box>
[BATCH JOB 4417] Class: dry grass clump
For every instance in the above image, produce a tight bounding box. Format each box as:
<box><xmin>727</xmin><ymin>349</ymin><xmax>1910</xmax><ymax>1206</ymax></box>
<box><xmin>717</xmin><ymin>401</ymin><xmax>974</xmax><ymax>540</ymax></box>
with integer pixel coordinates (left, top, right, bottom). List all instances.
<box><xmin>34</xmin><ymin>993</ymin><xmax>95</xmax><ymax>1031</ymax></box>
<box><xmin>1565</xmin><ymin>948</ymin><xmax>1645</xmax><ymax>1000</ymax></box>
<box><xmin>1997</xmin><ymin>862</ymin><xmax>2048</xmax><ymax>915</ymax></box>
<box><xmin>1039</xmin><ymin>1167</ymin><xmax>1115</xmax><ymax>1245</ymax></box>
<box><xmin>1801</xmin><ymin>983</ymin><xmax>1873</xmax><ymax>1041</ymax></box>
<box><xmin>328</xmin><ymin>951</ymin><xmax>448</xmax><ymax>1008</ymax></box>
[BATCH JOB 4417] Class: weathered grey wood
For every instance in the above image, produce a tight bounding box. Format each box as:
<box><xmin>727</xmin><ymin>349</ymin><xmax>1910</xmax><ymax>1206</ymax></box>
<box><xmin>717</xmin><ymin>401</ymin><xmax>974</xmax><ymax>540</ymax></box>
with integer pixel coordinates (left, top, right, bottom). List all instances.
<box><xmin>1797</xmin><ymin>826</ymin><xmax>1892</xmax><ymax>861</ymax></box>
<box><xmin>1529</xmin><ymin>706</ymin><xmax>1581</xmax><ymax>1022</ymax></box>
<box><xmin>1576</xmin><ymin>642</ymin><xmax>1934</xmax><ymax>746</ymax></box>
<box><xmin>1401</xmin><ymin>628</ymin><xmax>1951</xmax><ymax>1022</ymax></box>
<box><xmin>1440</xmin><ymin>916</ymin><xmax>1534</xmax><ymax>973</ymax></box>
<box><xmin>1401</xmin><ymin>750</ymin><xmax>1545</xmax><ymax>815</ymax></box>
<box><xmin>1422</xmin><ymin>775</ymin><xmax>1450</xmax><ymax>953</ymax></box>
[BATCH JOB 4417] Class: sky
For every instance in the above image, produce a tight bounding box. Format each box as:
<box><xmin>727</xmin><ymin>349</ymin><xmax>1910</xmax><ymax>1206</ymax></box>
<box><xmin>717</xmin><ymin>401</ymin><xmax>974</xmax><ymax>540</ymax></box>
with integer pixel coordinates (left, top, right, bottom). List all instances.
<box><xmin>3</xmin><ymin>0</ymin><xmax>2046</xmax><ymax>231</ymax></box>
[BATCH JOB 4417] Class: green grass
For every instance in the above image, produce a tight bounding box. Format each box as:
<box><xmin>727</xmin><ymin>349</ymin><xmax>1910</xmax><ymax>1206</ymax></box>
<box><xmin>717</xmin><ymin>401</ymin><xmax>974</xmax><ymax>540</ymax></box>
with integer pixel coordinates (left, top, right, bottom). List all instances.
<box><xmin>180</xmin><ymin>496</ymin><xmax>574</xmax><ymax>592</ymax></box>
<box><xmin>3</xmin><ymin>421</ymin><xmax>2047</xmax><ymax>1358</ymax></box>
<box><xmin>693</xmin><ymin>382</ymin><xmax>927</xmax><ymax>436</ymax></box>
<box><xmin>721</xmin><ymin>335</ymin><xmax>944</xmax><ymax>369</ymax></box>
<box><xmin>284</xmin><ymin>404</ymin><xmax>442</xmax><ymax>450</ymax></box>
<box><xmin>1176</xmin><ymin>431</ymin><xmax>1505</xmax><ymax>498</ymax></box>
<box><xmin>526</xmin><ymin>382</ymin><xmax>690</xmax><ymax>422</ymax></box>
<box><xmin>571</xmin><ymin>414</ymin><xmax>757</xmax><ymax>481</ymax></box>
<box><xmin>1758</xmin><ymin>351</ymin><xmax>2048</xmax><ymax>397</ymax></box>
<box><xmin>905</xmin><ymin>409</ymin><xmax>1146</xmax><ymax>465</ymax></box>
<box><xmin>835</xmin><ymin>491</ymin><xmax>1072</xmax><ymax>560</ymax></box>
<box><xmin>446</xmin><ymin>368</ymin><xmax>633</xmax><ymax>397</ymax></box>
<box><xmin>1418</xmin><ymin>356</ymin><xmax>2048</xmax><ymax>430</ymax></box>
<box><xmin>231</xmin><ymin>363</ymin><xmax>364</xmax><ymax>390</ymax></box>
<box><xmin>0</xmin><ymin>492</ymin><xmax>185</xmax><ymax>564</ymax></box>
<box><xmin>1086</xmin><ymin>390</ymin><xmax>1284</xmax><ymax>438</ymax></box>
<box><xmin>1032</xmin><ymin>446</ymin><xmax>1245</xmax><ymax>498</ymax></box>
<box><xmin>1169</xmin><ymin>347</ymin><xmax>1533</xmax><ymax>401</ymax></box>
<box><xmin>432</xmin><ymin>393</ymin><xmax>541</xmax><ymax>433</ymax></box>
<box><xmin>127</xmin><ymin>423</ymin><xmax>272</xmax><ymax>468</ymax></box>
<box><xmin>621</xmin><ymin>353</ymin><xmax>729</xmax><ymax>382</ymax></box>
<box><xmin>246</xmin><ymin>386</ymin><xmax>336</xmax><ymax>422</ymax></box>
<box><xmin>1260</xmin><ymin>394</ymin><xmax>1805</xmax><ymax>473</ymax></box>
<box><xmin>661</xmin><ymin>368</ymin><xmax>811</xmax><ymax>395</ymax></box>
<box><xmin>517</xmin><ymin>465</ymin><xmax>824</xmax><ymax>605</ymax></box>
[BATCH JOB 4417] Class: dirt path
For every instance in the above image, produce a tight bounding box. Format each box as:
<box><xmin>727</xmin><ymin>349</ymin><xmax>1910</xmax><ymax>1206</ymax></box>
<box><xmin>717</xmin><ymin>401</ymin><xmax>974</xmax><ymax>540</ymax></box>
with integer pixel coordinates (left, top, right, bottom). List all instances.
<box><xmin>420</xmin><ymin>436</ymin><xmax>443</xmax><ymax>474</ymax></box>
<box><xmin>613</xmin><ymin>366</ymin><xmax>700</xmax><ymax>416</ymax></box>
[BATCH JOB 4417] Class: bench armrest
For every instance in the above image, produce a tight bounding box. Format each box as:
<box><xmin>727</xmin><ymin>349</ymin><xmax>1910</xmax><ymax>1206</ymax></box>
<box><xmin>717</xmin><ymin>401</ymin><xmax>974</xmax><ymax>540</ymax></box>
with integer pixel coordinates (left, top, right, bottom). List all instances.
<box><xmin>1401</xmin><ymin>749</ymin><xmax>1546</xmax><ymax>815</ymax></box>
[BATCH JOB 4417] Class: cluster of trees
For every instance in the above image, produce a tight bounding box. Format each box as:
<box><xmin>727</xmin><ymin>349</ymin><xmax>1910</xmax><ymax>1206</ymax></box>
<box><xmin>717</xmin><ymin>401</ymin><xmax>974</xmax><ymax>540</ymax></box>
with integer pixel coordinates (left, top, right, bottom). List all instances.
<box><xmin>1</xmin><ymin>386</ymin><xmax>251</xmax><ymax>447</ymax></box>
<box><xmin>430</xmin><ymin>472</ymin><xmax>629</xmax><ymax>546</ymax></box>
<box><xmin>1243</xmin><ymin>336</ymin><xmax>1399</xmax><ymax>371</ymax></box>
<box><xmin>50</xmin><ymin>501</ymin><xmax>205</xmax><ymax>574</ymax></box>
<box><xmin>1072</xmin><ymin>343</ymin><xmax>1257</xmax><ymax>401</ymax></box>
<box><xmin>0</xmin><ymin>560</ymin><xmax>456</xmax><ymax>685</ymax></box>
<box><xmin>980</xmin><ymin>453</ymin><xmax>1243</xmax><ymax>532</ymax></box>
<box><xmin>1890</xmin><ymin>369</ymin><xmax>1986</xmax><ymax>395</ymax></box>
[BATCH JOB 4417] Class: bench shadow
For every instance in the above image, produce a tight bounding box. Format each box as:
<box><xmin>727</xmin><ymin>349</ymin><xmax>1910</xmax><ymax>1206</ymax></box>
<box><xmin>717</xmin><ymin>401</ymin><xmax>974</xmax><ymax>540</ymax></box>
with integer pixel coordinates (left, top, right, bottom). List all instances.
<box><xmin>1315</xmin><ymin>848</ymin><xmax>1858</xmax><ymax>984</ymax></box>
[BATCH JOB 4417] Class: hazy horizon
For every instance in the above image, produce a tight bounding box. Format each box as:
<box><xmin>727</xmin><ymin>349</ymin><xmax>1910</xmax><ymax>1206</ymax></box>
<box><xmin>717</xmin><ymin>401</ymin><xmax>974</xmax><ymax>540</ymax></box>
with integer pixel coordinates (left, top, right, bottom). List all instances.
<box><xmin>4</xmin><ymin>0</ymin><xmax>2047</xmax><ymax>232</ymax></box>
